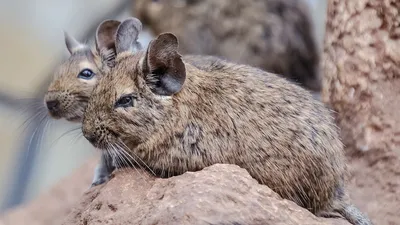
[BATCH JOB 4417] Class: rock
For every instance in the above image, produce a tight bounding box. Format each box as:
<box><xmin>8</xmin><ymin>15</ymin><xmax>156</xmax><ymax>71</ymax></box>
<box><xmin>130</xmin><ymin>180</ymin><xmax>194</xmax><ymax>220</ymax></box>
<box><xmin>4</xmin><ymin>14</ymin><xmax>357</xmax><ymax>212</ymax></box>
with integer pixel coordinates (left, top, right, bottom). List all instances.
<box><xmin>62</xmin><ymin>164</ymin><xmax>349</xmax><ymax>225</ymax></box>
<box><xmin>0</xmin><ymin>156</ymin><xmax>99</xmax><ymax>225</ymax></box>
<box><xmin>322</xmin><ymin>0</ymin><xmax>400</xmax><ymax>224</ymax></box>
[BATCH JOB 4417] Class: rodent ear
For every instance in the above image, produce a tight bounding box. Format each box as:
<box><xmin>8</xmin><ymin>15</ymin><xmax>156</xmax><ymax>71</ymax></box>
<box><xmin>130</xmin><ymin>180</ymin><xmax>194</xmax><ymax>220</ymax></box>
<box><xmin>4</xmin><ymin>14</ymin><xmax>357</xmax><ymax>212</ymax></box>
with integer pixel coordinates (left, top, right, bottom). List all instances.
<box><xmin>144</xmin><ymin>33</ymin><xmax>186</xmax><ymax>96</ymax></box>
<box><xmin>95</xmin><ymin>20</ymin><xmax>121</xmax><ymax>51</ymax></box>
<box><xmin>115</xmin><ymin>17</ymin><xmax>143</xmax><ymax>54</ymax></box>
<box><xmin>64</xmin><ymin>31</ymin><xmax>83</xmax><ymax>54</ymax></box>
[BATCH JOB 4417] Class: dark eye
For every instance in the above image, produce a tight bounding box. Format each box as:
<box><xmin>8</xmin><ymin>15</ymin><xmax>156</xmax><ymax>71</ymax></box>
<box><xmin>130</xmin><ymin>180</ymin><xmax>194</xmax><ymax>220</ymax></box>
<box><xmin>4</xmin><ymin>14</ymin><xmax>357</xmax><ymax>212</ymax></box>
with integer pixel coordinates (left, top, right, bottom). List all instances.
<box><xmin>78</xmin><ymin>69</ymin><xmax>95</xmax><ymax>80</ymax></box>
<box><xmin>115</xmin><ymin>95</ymin><xmax>135</xmax><ymax>108</ymax></box>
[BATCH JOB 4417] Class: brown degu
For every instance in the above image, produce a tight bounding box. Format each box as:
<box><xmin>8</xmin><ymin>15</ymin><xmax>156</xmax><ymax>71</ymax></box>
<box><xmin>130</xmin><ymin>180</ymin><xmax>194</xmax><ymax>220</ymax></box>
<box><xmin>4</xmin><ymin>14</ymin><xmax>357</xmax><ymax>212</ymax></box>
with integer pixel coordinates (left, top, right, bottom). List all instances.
<box><xmin>44</xmin><ymin>20</ymin><xmax>121</xmax><ymax>121</ymax></box>
<box><xmin>133</xmin><ymin>0</ymin><xmax>322</xmax><ymax>92</ymax></box>
<box><xmin>44</xmin><ymin>19</ymin><xmax>143</xmax><ymax>186</ymax></box>
<box><xmin>82</xmin><ymin>18</ymin><xmax>372</xmax><ymax>225</ymax></box>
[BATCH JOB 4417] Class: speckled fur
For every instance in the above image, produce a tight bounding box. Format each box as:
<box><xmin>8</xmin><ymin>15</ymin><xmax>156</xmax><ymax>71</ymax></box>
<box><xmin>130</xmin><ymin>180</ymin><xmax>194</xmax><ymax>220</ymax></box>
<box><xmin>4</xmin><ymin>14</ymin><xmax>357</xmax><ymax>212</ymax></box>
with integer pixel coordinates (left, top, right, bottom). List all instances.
<box><xmin>44</xmin><ymin>19</ymin><xmax>145</xmax><ymax>188</ymax></box>
<box><xmin>83</xmin><ymin>46</ymin><xmax>345</xmax><ymax>215</ymax></box>
<box><xmin>133</xmin><ymin>0</ymin><xmax>321</xmax><ymax>91</ymax></box>
<box><xmin>44</xmin><ymin>45</ymin><xmax>114</xmax><ymax>121</ymax></box>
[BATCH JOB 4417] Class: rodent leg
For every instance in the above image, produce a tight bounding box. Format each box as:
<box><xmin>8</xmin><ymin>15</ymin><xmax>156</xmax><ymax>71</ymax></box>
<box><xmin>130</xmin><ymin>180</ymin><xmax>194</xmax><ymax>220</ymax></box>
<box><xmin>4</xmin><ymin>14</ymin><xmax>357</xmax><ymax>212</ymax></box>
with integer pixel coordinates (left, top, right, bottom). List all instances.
<box><xmin>90</xmin><ymin>152</ymin><xmax>115</xmax><ymax>187</ymax></box>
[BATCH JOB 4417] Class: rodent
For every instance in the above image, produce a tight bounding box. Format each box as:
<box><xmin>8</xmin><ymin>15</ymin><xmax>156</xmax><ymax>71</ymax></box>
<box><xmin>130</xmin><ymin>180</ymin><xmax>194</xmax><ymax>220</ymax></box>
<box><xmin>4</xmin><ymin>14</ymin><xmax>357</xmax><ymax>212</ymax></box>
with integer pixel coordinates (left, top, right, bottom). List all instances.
<box><xmin>133</xmin><ymin>0</ymin><xmax>322</xmax><ymax>92</ymax></box>
<box><xmin>81</xmin><ymin>18</ymin><xmax>373</xmax><ymax>225</ymax></box>
<box><xmin>43</xmin><ymin>19</ymin><xmax>142</xmax><ymax>186</ymax></box>
<box><xmin>44</xmin><ymin>20</ymin><xmax>120</xmax><ymax>121</ymax></box>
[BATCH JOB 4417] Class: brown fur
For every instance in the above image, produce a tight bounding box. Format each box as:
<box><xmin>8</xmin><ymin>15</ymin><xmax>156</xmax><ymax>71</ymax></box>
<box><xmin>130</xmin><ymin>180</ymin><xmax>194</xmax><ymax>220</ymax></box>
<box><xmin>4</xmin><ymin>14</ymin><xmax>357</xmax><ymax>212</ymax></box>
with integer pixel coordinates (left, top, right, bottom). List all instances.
<box><xmin>44</xmin><ymin>20</ymin><xmax>122</xmax><ymax>122</ymax></box>
<box><xmin>44</xmin><ymin>46</ymin><xmax>109</xmax><ymax>121</ymax></box>
<box><xmin>133</xmin><ymin>0</ymin><xmax>322</xmax><ymax>91</ymax></box>
<box><xmin>82</xmin><ymin>34</ymin><xmax>346</xmax><ymax>215</ymax></box>
<box><xmin>44</xmin><ymin>19</ymin><xmax>145</xmax><ymax>187</ymax></box>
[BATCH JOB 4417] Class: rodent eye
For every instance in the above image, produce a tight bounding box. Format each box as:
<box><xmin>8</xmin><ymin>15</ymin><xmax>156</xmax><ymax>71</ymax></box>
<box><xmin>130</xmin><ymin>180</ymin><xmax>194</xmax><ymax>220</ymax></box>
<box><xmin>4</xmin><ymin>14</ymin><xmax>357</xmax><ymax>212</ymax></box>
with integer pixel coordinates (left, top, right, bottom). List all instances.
<box><xmin>115</xmin><ymin>94</ymin><xmax>135</xmax><ymax>108</ymax></box>
<box><xmin>78</xmin><ymin>69</ymin><xmax>95</xmax><ymax>80</ymax></box>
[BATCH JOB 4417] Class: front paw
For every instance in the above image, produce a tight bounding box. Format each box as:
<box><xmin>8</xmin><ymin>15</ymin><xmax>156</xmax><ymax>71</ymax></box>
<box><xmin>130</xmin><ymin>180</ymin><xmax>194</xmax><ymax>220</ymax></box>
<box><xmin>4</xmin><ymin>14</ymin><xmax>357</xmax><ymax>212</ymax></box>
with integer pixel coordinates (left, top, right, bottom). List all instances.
<box><xmin>90</xmin><ymin>167</ymin><xmax>112</xmax><ymax>188</ymax></box>
<box><xmin>91</xmin><ymin>175</ymin><xmax>110</xmax><ymax>187</ymax></box>
<box><xmin>89</xmin><ymin>154</ymin><xmax>116</xmax><ymax>188</ymax></box>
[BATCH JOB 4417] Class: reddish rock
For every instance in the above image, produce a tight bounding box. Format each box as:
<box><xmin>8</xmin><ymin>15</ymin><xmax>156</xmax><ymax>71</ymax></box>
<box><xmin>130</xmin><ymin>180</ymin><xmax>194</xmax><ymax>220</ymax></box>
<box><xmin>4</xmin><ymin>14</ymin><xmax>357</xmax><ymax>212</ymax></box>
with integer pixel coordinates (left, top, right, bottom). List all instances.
<box><xmin>0</xmin><ymin>156</ymin><xmax>98</xmax><ymax>225</ymax></box>
<box><xmin>322</xmin><ymin>0</ymin><xmax>400</xmax><ymax>224</ymax></box>
<box><xmin>62</xmin><ymin>164</ymin><xmax>349</xmax><ymax>225</ymax></box>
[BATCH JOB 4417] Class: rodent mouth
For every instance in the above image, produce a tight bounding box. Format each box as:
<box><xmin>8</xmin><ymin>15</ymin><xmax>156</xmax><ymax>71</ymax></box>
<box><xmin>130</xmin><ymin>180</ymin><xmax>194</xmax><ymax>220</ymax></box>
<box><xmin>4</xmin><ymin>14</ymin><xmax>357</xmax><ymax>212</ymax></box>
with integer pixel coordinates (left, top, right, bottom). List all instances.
<box><xmin>64</xmin><ymin>111</ymin><xmax>83</xmax><ymax>122</ymax></box>
<box><xmin>45</xmin><ymin>92</ymin><xmax>87</xmax><ymax>122</ymax></box>
<box><xmin>82</xmin><ymin>124</ymin><xmax>125</xmax><ymax>151</ymax></box>
<box><xmin>47</xmin><ymin>109</ymin><xmax>83</xmax><ymax>122</ymax></box>
<box><xmin>62</xmin><ymin>102</ymin><xmax>85</xmax><ymax>122</ymax></box>
<box><xmin>91</xmin><ymin>139</ymin><xmax>118</xmax><ymax>151</ymax></box>
<box><xmin>92</xmin><ymin>142</ymin><xmax>108</xmax><ymax>150</ymax></box>
<box><xmin>65</xmin><ymin>114</ymin><xmax>83</xmax><ymax>122</ymax></box>
<box><xmin>84</xmin><ymin>132</ymin><xmax>117</xmax><ymax>151</ymax></box>
<box><xmin>47</xmin><ymin>110</ymin><xmax>63</xmax><ymax>120</ymax></box>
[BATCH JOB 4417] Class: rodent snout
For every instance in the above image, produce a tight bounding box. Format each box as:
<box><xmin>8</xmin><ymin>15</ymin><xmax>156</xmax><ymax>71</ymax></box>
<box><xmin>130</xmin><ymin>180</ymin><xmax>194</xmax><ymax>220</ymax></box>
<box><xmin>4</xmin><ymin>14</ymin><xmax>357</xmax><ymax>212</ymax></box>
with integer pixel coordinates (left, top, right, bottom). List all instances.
<box><xmin>82</xmin><ymin>124</ymin><xmax>99</xmax><ymax>146</ymax></box>
<box><xmin>46</xmin><ymin>99</ymin><xmax>60</xmax><ymax>113</ymax></box>
<box><xmin>84</xmin><ymin>132</ymin><xmax>97</xmax><ymax>145</ymax></box>
<box><xmin>82</xmin><ymin>120</ymin><xmax>106</xmax><ymax>148</ymax></box>
<box><xmin>44</xmin><ymin>91</ymin><xmax>67</xmax><ymax>118</ymax></box>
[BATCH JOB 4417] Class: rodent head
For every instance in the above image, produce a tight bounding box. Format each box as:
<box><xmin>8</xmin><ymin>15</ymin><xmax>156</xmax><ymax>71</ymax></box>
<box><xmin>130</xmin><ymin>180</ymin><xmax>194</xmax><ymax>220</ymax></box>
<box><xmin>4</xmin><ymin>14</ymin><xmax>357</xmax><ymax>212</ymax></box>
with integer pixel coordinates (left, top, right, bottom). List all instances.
<box><xmin>82</xmin><ymin>20</ymin><xmax>185</xmax><ymax>150</ymax></box>
<box><xmin>44</xmin><ymin>20</ymin><xmax>122</xmax><ymax>122</ymax></box>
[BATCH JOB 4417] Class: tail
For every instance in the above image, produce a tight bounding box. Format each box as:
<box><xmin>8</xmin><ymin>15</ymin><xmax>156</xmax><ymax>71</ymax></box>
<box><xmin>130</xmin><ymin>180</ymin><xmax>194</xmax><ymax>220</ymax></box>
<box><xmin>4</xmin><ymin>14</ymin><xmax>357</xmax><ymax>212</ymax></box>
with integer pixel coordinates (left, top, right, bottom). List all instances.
<box><xmin>336</xmin><ymin>204</ymin><xmax>373</xmax><ymax>225</ymax></box>
<box><xmin>330</xmin><ymin>182</ymin><xmax>373</xmax><ymax>225</ymax></box>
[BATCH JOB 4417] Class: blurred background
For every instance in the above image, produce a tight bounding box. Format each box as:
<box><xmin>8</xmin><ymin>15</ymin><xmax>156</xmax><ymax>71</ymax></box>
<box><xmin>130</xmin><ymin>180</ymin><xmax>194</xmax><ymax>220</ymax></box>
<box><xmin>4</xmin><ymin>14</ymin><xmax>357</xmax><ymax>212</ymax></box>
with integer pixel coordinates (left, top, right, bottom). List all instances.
<box><xmin>0</xmin><ymin>0</ymin><xmax>327</xmax><ymax>213</ymax></box>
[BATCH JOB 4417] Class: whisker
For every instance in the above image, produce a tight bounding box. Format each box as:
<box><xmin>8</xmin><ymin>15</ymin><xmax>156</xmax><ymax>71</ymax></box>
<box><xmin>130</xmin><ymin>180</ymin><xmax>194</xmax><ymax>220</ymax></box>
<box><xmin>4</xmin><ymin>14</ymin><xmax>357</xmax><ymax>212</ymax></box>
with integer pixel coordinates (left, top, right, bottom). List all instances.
<box><xmin>169</xmin><ymin>148</ymin><xmax>173</xmax><ymax>178</ymax></box>
<box><xmin>115</xmin><ymin>142</ymin><xmax>156</xmax><ymax>176</ymax></box>
<box><xmin>52</xmin><ymin>127</ymin><xmax>83</xmax><ymax>155</ymax></box>
<box><xmin>69</xmin><ymin>130</ymin><xmax>82</xmax><ymax>146</ymax></box>
<box><xmin>109</xmin><ymin>144</ymin><xmax>123</xmax><ymax>169</ymax></box>
<box><xmin>162</xmin><ymin>163</ymin><xmax>165</xmax><ymax>178</ymax></box>
<box><xmin>15</xmin><ymin>97</ymin><xmax>42</xmax><ymax>106</ymax></box>
<box><xmin>107</xmin><ymin>146</ymin><xmax>120</xmax><ymax>169</ymax></box>
<box><xmin>116</xmin><ymin>141</ymin><xmax>156</xmax><ymax>176</ymax></box>
<box><xmin>74</xmin><ymin>132</ymin><xmax>84</xmax><ymax>143</ymax></box>
<box><xmin>104</xmin><ymin>147</ymin><xmax>112</xmax><ymax>170</ymax></box>
<box><xmin>27</xmin><ymin>111</ymin><xmax>47</xmax><ymax>145</ymax></box>
<box><xmin>111</xmin><ymin>143</ymin><xmax>149</xmax><ymax>183</ymax></box>
<box><xmin>18</xmin><ymin>109</ymin><xmax>47</xmax><ymax>132</ymax></box>
<box><xmin>37</xmin><ymin>116</ymin><xmax>51</xmax><ymax>156</ymax></box>
<box><xmin>24</xmin><ymin>112</ymin><xmax>48</xmax><ymax>164</ymax></box>
<box><xmin>112</xmin><ymin>147</ymin><xmax>135</xmax><ymax>180</ymax></box>
<box><xmin>16</xmin><ymin>104</ymin><xmax>44</xmax><ymax>116</ymax></box>
<box><xmin>15</xmin><ymin>98</ymin><xmax>46</xmax><ymax>114</ymax></box>
<box><xmin>71</xmin><ymin>130</ymin><xmax>84</xmax><ymax>145</ymax></box>
<box><xmin>111</xmin><ymin>143</ymin><xmax>135</xmax><ymax>170</ymax></box>
<box><xmin>113</xmin><ymin>142</ymin><xmax>137</xmax><ymax>167</ymax></box>
<box><xmin>47</xmin><ymin>126</ymin><xmax>82</xmax><ymax>149</ymax></box>
<box><xmin>108</xmin><ymin>144</ymin><xmax>135</xmax><ymax>181</ymax></box>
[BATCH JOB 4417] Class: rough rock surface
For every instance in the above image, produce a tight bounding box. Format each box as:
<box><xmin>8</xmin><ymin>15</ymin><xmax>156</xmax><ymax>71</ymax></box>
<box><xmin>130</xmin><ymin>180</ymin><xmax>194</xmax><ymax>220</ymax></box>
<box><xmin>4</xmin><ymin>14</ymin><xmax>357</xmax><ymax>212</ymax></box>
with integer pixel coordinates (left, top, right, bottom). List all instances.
<box><xmin>322</xmin><ymin>0</ymin><xmax>400</xmax><ymax>224</ymax></box>
<box><xmin>0</xmin><ymin>156</ymin><xmax>98</xmax><ymax>225</ymax></box>
<box><xmin>62</xmin><ymin>164</ymin><xmax>349</xmax><ymax>225</ymax></box>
